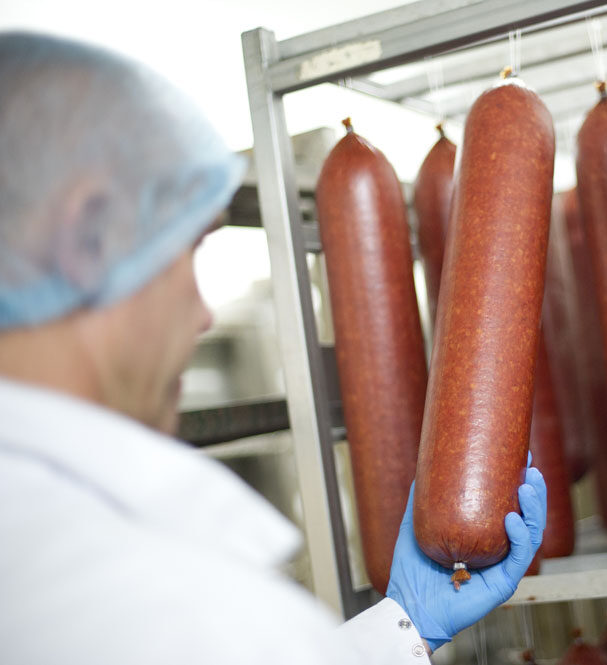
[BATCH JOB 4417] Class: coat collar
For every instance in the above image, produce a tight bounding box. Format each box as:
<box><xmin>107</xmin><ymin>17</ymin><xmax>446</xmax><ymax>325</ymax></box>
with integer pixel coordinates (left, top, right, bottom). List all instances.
<box><xmin>0</xmin><ymin>376</ymin><xmax>302</xmax><ymax>568</ymax></box>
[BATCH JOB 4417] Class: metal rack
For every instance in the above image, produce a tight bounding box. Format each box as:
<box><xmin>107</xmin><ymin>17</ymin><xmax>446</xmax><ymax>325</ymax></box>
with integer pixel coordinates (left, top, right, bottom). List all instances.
<box><xmin>241</xmin><ymin>0</ymin><xmax>607</xmax><ymax>620</ymax></box>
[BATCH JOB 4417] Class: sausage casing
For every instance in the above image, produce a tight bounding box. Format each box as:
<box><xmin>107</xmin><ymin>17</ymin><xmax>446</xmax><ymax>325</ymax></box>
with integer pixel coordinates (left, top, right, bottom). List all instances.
<box><xmin>413</xmin><ymin>82</ymin><xmax>555</xmax><ymax>572</ymax></box>
<box><xmin>414</xmin><ymin>126</ymin><xmax>457</xmax><ymax>325</ymax></box>
<box><xmin>543</xmin><ymin>191</ymin><xmax>590</xmax><ymax>483</ymax></box>
<box><xmin>557</xmin><ymin>639</ymin><xmax>607</xmax><ymax>665</ymax></box>
<box><xmin>316</xmin><ymin>120</ymin><xmax>427</xmax><ymax>593</ymax></box>
<box><xmin>575</xmin><ymin>94</ymin><xmax>607</xmax><ymax>525</ymax></box>
<box><xmin>577</xmin><ymin>92</ymin><xmax>607</xmax><ymax>386</ymax></box>
<box><xmin>529</xmin><ymin>333</ymin><xmax>574</xmax><ymax>558</ymax></box>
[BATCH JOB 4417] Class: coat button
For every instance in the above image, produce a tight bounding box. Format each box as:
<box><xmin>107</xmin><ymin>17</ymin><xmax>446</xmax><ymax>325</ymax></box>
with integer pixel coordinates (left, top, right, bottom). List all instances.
<box><xmin>412</xmin><ymin>643</ymin><xmax>426</xmax><ymax>657</ymax></box>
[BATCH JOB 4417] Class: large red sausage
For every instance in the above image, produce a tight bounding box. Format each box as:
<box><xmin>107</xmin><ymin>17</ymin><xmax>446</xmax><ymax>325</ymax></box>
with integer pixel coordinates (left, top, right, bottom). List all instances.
<box><xmin>543</xmin><ymin>191</ymin><xmax>589</xmax><ymax>483</ymax></box>
<box><xmin>558</xmin><ymin>633</ymin><xmax>607</xmax><ymax>665</ymax></box>
<box><xmin>565</xmin><ymin>185</ymin><xmax>607</xmax><ymax>523</ymax></box>
<box><xmin>564</xmin><ymin>187</ymin><xmax>607</xmax><ymax>458</ymax></box>
<box><xmin>577</xmin><ymin>85</ymin><xmax>607</xmax><ymax>397</ymax></box>
<box><xmin>316</xmin><ymin>119</ymin><xmax>428</xmax><ymax>593</ymax></box>
<box><xmin>575</xmin><ymin>86</ymin><xmax>607</xmax><ymax>529</ymax></box>
<box><xmin>413</xmin><ymin>124</ymin><xmax>457</xmax><ymax>326</ymax></box>
<box><xmin>413</xmin><ymin>80</ymin><xmax>555</xmax><ymax>585</ymax></box>
<box><xmin>528</xmin><ymin>332</ymin><xmax>574</xmax><ymax>558</ymax></box>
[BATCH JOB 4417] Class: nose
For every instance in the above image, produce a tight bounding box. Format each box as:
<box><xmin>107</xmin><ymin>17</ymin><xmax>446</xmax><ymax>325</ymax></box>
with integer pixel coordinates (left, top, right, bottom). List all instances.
<box><xmin>189</xmin><ymin>249</ymin><xmax>213</xmax><ymax>334</ymax></box>
<box><xmin>198</xmin><ymin>295</ymin><xmax>213</xmax><ymax>334</ymax></box>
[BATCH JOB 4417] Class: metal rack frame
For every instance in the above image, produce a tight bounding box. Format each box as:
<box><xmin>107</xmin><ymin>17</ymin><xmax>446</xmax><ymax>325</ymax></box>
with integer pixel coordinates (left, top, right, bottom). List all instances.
<box><xmin>241</xmin><ymin>0</ymin><xmax>607</xmax><ymax>619</ymax></box>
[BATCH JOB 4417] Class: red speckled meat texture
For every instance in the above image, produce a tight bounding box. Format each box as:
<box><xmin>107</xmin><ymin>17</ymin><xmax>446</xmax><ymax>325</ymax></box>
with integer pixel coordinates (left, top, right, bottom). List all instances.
<box><xmin>528</xmin><ymin>332</ymin><xmax>574</xmax><ymax>558</ymax></box>
<box><xmin>557</xmin><ymin>640</ymin><xmax>607</xmax><ymax>665</ymax></box>
<box><xmin>414</xmin><ymin>82</ymin><xmax>555</xmax><ymax>570</ymax></box>
<box><xmin>544</xmin><ymin>191</ymin><xmax>590</xmax><ymax>484</ymax></box>
<box><xmin>575</xmin><ymin>99</ymin><xmax>607</xmax><ymax>528</ymax></box>
<box><xmin>414</xmin><ymin>131</ymin><xmax>457</xmax><ymax>326</ymax></box>
<box><xmin>316</xmin><ymin>124</ymin><xmax>427</xmax><ymax>594</ymax></box>
<box><xmin>577</xmin><ymin>97</ymin><xmax>607</xmax><ymax>383</ymax></box>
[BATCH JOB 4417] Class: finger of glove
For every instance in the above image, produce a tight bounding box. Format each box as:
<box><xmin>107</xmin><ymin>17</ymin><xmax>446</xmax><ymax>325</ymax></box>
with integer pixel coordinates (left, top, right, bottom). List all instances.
<box><xmin>527</xmin><ymin>451</ymin><xmax>532</xmax><ymax>468</ymax></box>
<box><xmin>524</xmin><ymin>467</ymin><xmax>547</xmax><ymax>530</ymax></box>
<box><xmin>400</xmin><ymin>480</ymin><xmax>416</xmax><ymax>530</ymax></box>
<box><xmin>519</xmin><ymin>482</ymin><xmax>544</xmax><ymax>549</ymax></box>
<box><xmin>502</xmin><ymin>511</ymin><xmax>532</xmax><ymax>590</ymax></box>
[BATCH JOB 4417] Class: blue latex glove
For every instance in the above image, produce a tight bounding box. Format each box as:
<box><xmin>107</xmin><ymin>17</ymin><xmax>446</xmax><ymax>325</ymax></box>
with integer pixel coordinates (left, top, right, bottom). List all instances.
<box><xmin>386</xmin><ymin>467</ymin><xmax>547</xmax><ymax>653</ymax></box>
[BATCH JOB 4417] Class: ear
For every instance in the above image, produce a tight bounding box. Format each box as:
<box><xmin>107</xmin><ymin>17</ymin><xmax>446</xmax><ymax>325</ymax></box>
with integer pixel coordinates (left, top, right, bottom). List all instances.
<box><xmin>53</xmin><ymin>173</ymin><xmax>114</xmax><ymax>291</ymax></box>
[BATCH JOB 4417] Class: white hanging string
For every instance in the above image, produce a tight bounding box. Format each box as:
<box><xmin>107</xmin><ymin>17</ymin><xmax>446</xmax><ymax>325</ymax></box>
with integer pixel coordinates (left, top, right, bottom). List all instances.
<box><xmin>520</xmin><ymin>604</ymin><xmax>535</xmax><ymax>655</ymax></box>
<box><xmin>425</xmin><ymin>56</ymin><xmax>446</xmax><ymax>125</ymax></box>
<box><xmin>471</xmin><ymin>618</ymin><xmax>488</xmax><ymax>665</ymax></box>
<box><xmin>586</xmin><ymin>16</ymin><xmax>606</xmax><ymax>87</ymax></box>
<box><xmin>569</xmin><ymin>600</ymin><xmax>586</xmax><ymax>637</ymax></box>
<box><xmin>501</xmin><ymin>30</ymin><xmax>522</xmax><ymax>80</ymax></box>
<box><xmin>508</xmin><ymin>29</ymin><xmax>522</xmax><ymax>77</ymax></box>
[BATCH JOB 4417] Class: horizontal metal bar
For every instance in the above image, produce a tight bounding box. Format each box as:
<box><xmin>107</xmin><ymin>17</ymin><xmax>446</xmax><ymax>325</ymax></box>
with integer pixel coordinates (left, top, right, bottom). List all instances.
<box><xmin>226</xmin><ymin>184</ymin><xmax>321</xmax><ymax>247</ymax></box>
<box><xmin>269</xmin><ymin>0</ymin><xmax>607</xmax><ymax>94</ymax></box>
<box><xmin>179</xmin><ymin>345</ymin><xmax>345</xmax><ymax>446</ymax></box>
<box><xmin>338</xmin><ymin>76</ymin><xmax>396</xmax><ymax>100</ymax></box>
<box><xmin>373</xmin><ymin>16</ymin><xmax>606</xmax><ymax>102</ymax></box>
<box><xmin>278</xmin><ymin>0</ymin><xmax>486</xmax><ymax>60</ymax></box>
<box><xmin>506</xmin><ymin>561</ymin><xmax>607</xmax><ymax>605</ymax></box>
<box><xmin>523</xmin><ymin>54</ymin><xmax>597</xmax><ymax>95</ymax></box>
<box><xmin>302</xmin><ymin>223</ymin><xmax>322</xmax><ymax>253</ymax></box>
<box><xmin>425</xmin><ymin>57</ymin><xmax>599</xmax><ymax>120</ymax></box>
<box><xmin>505</xmin><ymin>519</ymin><xmax>607</xmax><ymax>605</ymax></box>
<box><xmin>180</xmin><ymin>398</ymin><xmax>345</xmax><ymax>447</ymax></box>
<box><xmin>543</xmin><ymin>80</ymin><xmax>601</xmax><ymax>117</ymax></box>
<box><xmin>179</xmin><ymin>399</ymin><xmax>290</xmax><ymax>446</ymax></box>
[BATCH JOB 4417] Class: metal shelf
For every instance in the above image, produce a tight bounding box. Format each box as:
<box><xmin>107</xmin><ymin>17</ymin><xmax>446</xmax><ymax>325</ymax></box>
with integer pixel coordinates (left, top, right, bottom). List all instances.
<box><xmin>179</xmin><ymin>346</ymin><xmax>344</xmax><ymax>447</ymax></box>
<box><xmin>241</xmin><ymin>0</ymin><xmax>607</xmax><ymax>619</ymax></box>
<box><xmin>509</xmin><ymin>517</ymin><xmax>607</xmax><ymax>605</ymax></box>
<box><xmin>268</xmin><ymin>0</ymin><xmax>606</xmax><ymax>94</ymax></box>
<box><xmin>343</xmin><ymin>15</ymin><xmax>607</xmax><ymax>136</ymax></box>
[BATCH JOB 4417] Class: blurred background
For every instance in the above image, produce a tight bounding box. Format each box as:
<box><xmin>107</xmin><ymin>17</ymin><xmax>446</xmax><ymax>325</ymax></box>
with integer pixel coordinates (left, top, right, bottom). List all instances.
<box><xmin>5</xmin><ymin>3</ymin><xmax>607</xmax><ymax>663</ymax></box>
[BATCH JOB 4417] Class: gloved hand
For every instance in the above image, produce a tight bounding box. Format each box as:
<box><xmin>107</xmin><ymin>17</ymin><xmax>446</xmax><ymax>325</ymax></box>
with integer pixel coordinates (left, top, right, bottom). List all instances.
<box><xmin>386</xmin><ymin>466</ymin><xmax>547</xmax><ymax>653</ymax></box>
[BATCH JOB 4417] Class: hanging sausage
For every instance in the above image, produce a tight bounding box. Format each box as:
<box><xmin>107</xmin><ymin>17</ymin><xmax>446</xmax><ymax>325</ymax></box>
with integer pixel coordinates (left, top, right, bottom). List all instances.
<box><xmin>576</xmin><ymin>83</ymin><xmax>607</xmax><ymax>408</ymax></box>
<box><xmin>413</xmin><ymin>124</ymin><xmax>457</xmax><ymax>327</ymax></box>
<box><xmin>316</xmin><ymin>118</ymin><xmax>427</xmax><ymax>593</ymax></box>
<box><xmin>557</xmin><ymin>630</ymin><xmax>607</xmax><ymax>665</ymax></box>
<box><xmin>576</xmin><ymin>84</ymin><xmax>607</xmax><ymax>529</ymax></box>
<box><xmin>528</xmin><ymin>333</ymin><xmax>574</xmax><ymax>558</ymax></box>
<box><xmin>565</xmin><ymin>182</ymin><xmax>607</xmax><ymax>523</ymax></box>
<box><xmin>564</xmin><ymin>186</ymin><xmax>607</xmax><ymax>467</ymax></box>
<box><xmin>543</xmin><ymin>191</ymin><xmax>590</xmax><ymax>483</ymax></box>
<box><xmin>413</xmin><ymin>77</ymin><xmax>555</xmax><ymax>587</ymax></box>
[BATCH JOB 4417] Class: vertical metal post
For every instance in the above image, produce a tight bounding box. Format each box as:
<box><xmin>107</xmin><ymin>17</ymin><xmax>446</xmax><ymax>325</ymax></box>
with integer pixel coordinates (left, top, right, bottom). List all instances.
<box><xmin>241</xmin><ymin>27</ymin><xmax>356</xmax><ymax>618</ymax></box>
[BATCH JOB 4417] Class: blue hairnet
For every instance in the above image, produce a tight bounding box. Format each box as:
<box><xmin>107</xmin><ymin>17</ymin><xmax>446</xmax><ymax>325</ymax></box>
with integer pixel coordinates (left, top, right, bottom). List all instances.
<box><xmin>0</xmin><ymin>32</ymin><xmax>245</xmax><ymax>329</ymax></box>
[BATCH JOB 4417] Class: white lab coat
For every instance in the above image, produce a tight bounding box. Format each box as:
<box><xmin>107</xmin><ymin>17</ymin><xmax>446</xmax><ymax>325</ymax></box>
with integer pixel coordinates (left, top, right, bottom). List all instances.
<box><xmin>0</xmin><ymin>378</ymin><xmax>430</xmax><ymax>664</ymax></box>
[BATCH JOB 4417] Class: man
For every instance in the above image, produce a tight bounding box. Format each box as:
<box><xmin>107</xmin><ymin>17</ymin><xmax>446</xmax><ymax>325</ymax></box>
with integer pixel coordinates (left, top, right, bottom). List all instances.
<box><xmin>0</xmin><ymin>32</ymin><xmax>546</xmax><ymax>664</ymax></box>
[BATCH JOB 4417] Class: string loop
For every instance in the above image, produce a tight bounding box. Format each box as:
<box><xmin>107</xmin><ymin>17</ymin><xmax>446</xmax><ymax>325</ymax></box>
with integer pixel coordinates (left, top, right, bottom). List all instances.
<box><xmin>508</xmin><ymin>29</ymin><xmax>522</xmax><ymax>76</ymax></box>
<box><xmin>586</xmin><ymin>16</ymin><xmax>606</xmax><ymax>88</ymax></box>
<box><xmin>425</xmin><ymin>56</ymin><xmax>446</xmax><ymax>125</ymax></box>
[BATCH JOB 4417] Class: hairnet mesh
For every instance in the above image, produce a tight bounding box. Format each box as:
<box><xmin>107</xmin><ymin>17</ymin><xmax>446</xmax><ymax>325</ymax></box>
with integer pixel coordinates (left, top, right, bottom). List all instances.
<box><xmin>0</xmin><ymin>32</ymin><xmax>245</xmax><ymax>328</ymax></box>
